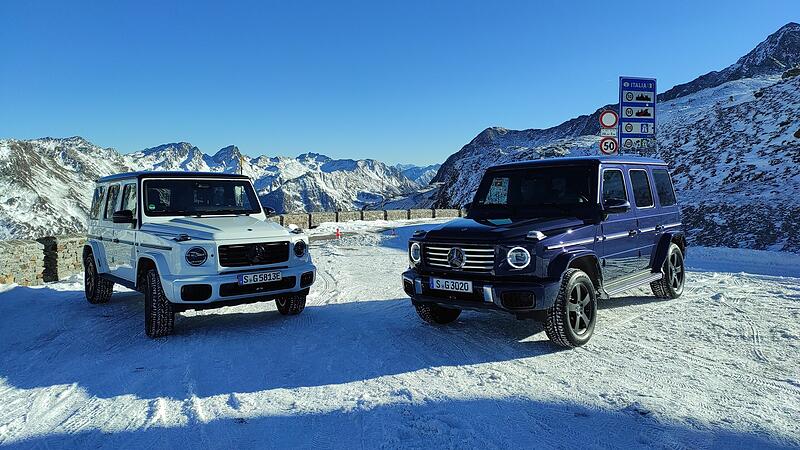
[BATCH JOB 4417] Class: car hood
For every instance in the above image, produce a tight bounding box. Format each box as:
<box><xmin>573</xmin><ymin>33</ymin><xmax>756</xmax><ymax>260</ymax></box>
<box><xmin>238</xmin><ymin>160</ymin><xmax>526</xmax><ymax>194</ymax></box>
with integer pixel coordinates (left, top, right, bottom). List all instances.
<box><xmin>422</xmin><ymin>216</ymin><xmax>588</xmax><ymax>242</ymax></box>
<box><xmin>141</xmin><ymin>216</ymin><xmax>289</xmax><ymax>241</ymax></box>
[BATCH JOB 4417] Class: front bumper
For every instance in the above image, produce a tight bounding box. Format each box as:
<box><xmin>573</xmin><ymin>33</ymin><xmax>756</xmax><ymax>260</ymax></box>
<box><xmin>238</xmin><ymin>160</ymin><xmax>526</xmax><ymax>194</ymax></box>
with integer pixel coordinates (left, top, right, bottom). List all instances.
<box><xmin>160</xmin><ymin>262</ymin><xmax>316</xmax><ymax>309</ymax></box>
<box><xmin>402</xmin><ymin>269</ymin><xmax>560</xmax><ymax>316</ymax></box>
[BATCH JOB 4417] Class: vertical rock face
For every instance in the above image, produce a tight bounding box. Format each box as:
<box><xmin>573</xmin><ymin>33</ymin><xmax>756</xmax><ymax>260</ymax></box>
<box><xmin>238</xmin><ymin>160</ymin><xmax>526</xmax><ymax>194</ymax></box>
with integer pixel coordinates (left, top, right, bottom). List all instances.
<box><xmin>0</xmin><ymin>139</ymin><xmax>427</xmax><ymax>239</ymax></box>
<box><xmin>427</xmin><ymin>23</ymin><xmax>800</xmax><ymax>253</ymax></box>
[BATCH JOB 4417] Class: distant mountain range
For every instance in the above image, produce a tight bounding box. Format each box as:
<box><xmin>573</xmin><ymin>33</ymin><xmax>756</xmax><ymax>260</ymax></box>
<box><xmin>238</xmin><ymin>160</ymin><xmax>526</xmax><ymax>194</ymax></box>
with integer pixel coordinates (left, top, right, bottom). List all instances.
<box><xmin>0</xmin><ymin>138</ymin><xmax>431</xmax><ymax>239</ymax></box>
<box><xmin>427</xmin><ymin>22</ymin><xmax>800</xmax><ymax>253</ymax></box>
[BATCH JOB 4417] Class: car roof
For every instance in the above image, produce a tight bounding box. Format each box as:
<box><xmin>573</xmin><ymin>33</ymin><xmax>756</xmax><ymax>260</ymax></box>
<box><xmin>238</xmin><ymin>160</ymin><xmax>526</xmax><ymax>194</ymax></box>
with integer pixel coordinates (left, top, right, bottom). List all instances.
<box><xmin>96</xmin><ymin>171</ymin><xmax>251</xmax><ymax>183</ymax></box>
<box><xmin>488</xmin><ymin>155</ymin><xmax>667</xmax><ymax>171</ymax></box>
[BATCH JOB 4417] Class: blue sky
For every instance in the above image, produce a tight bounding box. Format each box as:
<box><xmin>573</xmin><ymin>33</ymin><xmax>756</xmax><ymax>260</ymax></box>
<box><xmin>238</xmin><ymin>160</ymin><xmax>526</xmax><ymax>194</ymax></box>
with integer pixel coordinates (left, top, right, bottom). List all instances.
<box><xmin>0</xmin><ymin>1</ymin><xmax>796</xmax><ymax>164</ymax></box>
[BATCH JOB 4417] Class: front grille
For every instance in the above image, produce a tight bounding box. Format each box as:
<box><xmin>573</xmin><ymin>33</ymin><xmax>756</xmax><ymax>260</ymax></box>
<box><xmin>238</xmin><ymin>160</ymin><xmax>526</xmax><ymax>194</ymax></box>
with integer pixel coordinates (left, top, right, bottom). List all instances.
<box><xmin>218</xmin><ymin>241</ymin><xmax>290</xmax><ymax>267</ymax></box>
<box><xmin>423</xmin><ymin>244</ymin><xmax>495</xmax><ymax>273</ymax></box>
<box><xmin>219</xmin><ymin>276</ymin><xmax>296</xmax><ymax>297</ymax></box>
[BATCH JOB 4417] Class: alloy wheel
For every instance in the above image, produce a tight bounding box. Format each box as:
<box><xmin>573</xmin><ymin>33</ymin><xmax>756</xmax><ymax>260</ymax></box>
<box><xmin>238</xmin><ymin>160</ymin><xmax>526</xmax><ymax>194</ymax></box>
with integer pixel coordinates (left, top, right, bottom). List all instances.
<box><xmin>566</xmin><ymin>282</ymin><xmax>594</xmax><ymax>336</ymax></box>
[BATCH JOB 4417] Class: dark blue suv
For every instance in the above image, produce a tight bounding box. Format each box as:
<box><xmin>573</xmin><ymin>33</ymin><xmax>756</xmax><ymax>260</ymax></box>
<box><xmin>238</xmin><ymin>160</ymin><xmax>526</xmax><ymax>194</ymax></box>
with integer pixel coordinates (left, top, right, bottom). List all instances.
<box><xmin>402</xmin><ymin>156</ymin><xmax>686</xmax><ymax>348</ymax></box>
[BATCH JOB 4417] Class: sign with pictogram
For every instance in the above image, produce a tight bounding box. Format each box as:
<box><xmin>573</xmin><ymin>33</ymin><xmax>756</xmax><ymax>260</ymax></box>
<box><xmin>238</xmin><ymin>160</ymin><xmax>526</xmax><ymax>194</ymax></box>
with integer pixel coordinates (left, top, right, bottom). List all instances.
<box><xmin>618</xmin><ymin>77</ymin><xmax>656</xmax><ymax>151</ymax></box>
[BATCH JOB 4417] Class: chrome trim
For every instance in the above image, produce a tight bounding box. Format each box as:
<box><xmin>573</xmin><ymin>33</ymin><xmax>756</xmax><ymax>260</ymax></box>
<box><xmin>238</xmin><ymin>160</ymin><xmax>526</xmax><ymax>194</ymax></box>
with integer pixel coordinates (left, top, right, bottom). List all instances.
<box><xmin>483</xmin><ymin>285</ymin><xmax>495</xmax><ymax>304</ymax></box>
<box><xmin>663</xmin><ymin>222</ymin><xmax>682</xmax><ymax>229</ymax></box>
<box><xmin>426</xmin><ymin>246</ymin><xmax>494</xmax><ymax>253</ymax></box>
<box><xmin>545</xmin><ymin>237</ymin><xmax>596</xmax><ymax>250</ymax></box>
<box><xmin>603</xmin><ymin>231</ymin><xmax>631</xmax><ymax>241</ymax></box>
<box><xmin>639</xmin><ymin>227</ymin><xmax>657</xmax><ymax>233</ymax></box>
<box><xmin>526</xmin><ymin>230</ymin><xmax>546</xmax><ymax>240</ymax></box>
<box><xmin>414</xmin><ymin>278</ymin><xmax>423</xmax><ymax>295</ymax></box>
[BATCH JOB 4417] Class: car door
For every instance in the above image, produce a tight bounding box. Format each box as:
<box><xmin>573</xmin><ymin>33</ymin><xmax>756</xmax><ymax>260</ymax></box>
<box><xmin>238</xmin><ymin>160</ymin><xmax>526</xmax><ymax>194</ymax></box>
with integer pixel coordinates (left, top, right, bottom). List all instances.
<box><xmin>629</xmin><ymin>168</ymin><xmax>658</xmax><ymax>271</ymax></box>
<box><xmin>111</xmin><ymin>182</ymin><xmax>138</xmax><ymax>281</ymax></box>
<box><xmin>101</xmin><ymin>183</ymin><xmax>122</xmax><ymax>275</ymax></box>
<box><xmin>599</xmin><ymin>165</ymin><xmax>640</xmax><ymax>281</ymax></box>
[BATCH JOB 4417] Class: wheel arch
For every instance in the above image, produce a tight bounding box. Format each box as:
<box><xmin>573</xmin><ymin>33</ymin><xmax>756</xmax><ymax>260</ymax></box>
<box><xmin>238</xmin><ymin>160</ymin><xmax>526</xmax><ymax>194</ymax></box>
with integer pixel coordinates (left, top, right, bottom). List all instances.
<box><xmin>550</xmin><ymin>250</ymin><xmax>603</xmax><ymax>291</ymax></box>
<box><xmin>83</xmin><ymin>241</ymin><xmax>105</xmax><ymax>270</ymax></box>
<box><xmin>651</xmin><ymin>232</ymin><xmax>687</xmax><ymax>273</ymax></box>
<box><xmin>135</xmin><ymin>252</ymin><xmax>172</xmax><ymax>291</ymax></box>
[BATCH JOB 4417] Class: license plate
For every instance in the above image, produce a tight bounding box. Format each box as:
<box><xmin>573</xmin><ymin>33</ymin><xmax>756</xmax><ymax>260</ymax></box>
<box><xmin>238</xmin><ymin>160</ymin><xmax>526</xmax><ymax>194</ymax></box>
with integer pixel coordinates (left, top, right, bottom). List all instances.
<box><xmin>238</xmin><ymin>271</ymin><xmax>282</xmax><ymax>285</ymax></box>
<box><xmin>429</xmin><ymin>278</ymin><xmax>472</xmax><ymax>293</ymax></box>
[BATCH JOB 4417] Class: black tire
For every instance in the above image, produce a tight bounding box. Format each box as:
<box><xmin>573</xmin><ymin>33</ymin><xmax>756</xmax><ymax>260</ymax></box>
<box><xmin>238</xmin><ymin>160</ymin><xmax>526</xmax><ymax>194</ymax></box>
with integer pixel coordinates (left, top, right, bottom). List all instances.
<box><xmin>276</xmin><ymin>293</ymin><xmax>306</xmax><ymax>315</ymax></box>
<box><xmin>544</xmin><ymin>269</ymin><xmax>597</xmax><ymax>348</ymax></box>
<box><xmin>651</xmin><ymin>243</ymin><xmax>685</xmax><ymax>299</ymax></box>
<box><xmin>414</xmin><ymin>302</ymin><xmax>462</xmax><ymax>325</ymax></box>
<box><xmin>144</xmin><ymin>269</ymin><xmax>175</xmax><ymax>338</ymax></box>
<box><xmin>84</xmin><ymin>253</ymin><xmax>113</xmax><ymax>304</ymax></box>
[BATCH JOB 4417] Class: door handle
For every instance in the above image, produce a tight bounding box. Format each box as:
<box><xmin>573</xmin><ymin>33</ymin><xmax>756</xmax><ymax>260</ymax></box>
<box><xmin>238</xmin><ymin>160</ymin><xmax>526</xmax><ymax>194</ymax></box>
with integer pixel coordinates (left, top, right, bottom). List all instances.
<box><xmin>655</xmin><ymin>225</ymin><xmax>664</xmax><ymax>232</ymax></box>
<box><xmin>112</xmin><ymin>238</ymin><xmax>120</xmax><ymax>243</ymax></box>
<box><xmin>628</xmin><ymin>229</ymin><xmax>638</xmax><ymax>237</ymax></box>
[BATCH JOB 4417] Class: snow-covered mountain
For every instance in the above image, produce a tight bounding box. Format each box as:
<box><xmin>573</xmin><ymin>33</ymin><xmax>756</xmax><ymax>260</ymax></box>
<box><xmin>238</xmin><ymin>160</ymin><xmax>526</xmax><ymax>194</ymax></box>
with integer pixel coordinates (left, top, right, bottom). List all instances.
<box><xmin>0</xmin><ymin>139</ymin><xmax>426</xmax><ymax>239</ymax></box>
<box><xmin>429</xmin><ymin>22</ymin><xmax>800</xmax><ymax>253</ymax></box>
<box><xmin>395</xmin><ymin>163</ymin><xmax>441</xmax><ymax>185</ymax></box>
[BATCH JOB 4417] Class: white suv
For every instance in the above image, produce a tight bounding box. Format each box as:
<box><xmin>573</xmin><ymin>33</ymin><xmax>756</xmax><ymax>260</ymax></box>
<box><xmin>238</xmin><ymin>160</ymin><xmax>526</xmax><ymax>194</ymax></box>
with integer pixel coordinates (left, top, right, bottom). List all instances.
<box><xmin>83</xmin><ymin>171</ymin><xmax>316</xmax><ymax>337</ymax></box>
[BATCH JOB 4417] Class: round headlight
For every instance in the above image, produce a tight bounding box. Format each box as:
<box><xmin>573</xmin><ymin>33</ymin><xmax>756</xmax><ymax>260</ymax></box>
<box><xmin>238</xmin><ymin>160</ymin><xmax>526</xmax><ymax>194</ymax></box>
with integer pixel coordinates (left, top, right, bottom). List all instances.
<box><xmin>185</xmin><ymin>247</ymin><xmax>208</xmax><ymax>266</ymax></box>
<box><xmin>294</xmin><ymin>240</ymin><xmax>307</xmax><ymax>257</ymax></box>
<box><xmin>410</xmin><ymin>242</ymin><xmax>421</xmax><ymax>263</ymax></box>
<box><xmin>506</xmin><ymin>247</ymin><xmax>530</xmax><ymax>269</ymax></box>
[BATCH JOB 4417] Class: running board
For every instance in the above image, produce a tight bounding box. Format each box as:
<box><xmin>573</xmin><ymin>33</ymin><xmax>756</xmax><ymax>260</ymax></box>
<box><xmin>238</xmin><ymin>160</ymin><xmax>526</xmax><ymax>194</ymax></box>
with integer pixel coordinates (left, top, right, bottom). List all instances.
<box><xmin>604</xmin><ymin>273</ymin><xmax>663</xmax><ymax>297</ymax></box>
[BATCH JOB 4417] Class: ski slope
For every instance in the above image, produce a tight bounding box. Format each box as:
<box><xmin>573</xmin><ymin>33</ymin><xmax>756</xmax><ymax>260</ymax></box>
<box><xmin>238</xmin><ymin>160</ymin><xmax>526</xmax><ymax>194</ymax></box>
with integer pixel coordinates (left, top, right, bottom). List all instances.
<box><xmin>0</xmin><ymin>221</ymin><xmax>798</xmax><ymax>449</ymax></box>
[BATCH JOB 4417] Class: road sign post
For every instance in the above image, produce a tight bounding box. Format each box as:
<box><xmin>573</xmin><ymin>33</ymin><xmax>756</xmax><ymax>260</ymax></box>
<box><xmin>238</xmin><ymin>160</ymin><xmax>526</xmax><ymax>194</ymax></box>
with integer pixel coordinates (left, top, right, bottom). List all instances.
<box><xmin>618</xmin><ymin>77</ymin><xmax>656</xmax><ymax>152</ymax></box>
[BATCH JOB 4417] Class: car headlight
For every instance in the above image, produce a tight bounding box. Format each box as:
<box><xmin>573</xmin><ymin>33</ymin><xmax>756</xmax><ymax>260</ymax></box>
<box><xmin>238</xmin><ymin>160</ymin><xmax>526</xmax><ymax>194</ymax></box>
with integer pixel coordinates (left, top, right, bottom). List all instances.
<box><xmin>294</xmin><ymin>240</ymin><xmax>307</xmax><ymax>257</ymax></box>
<box><xmin>410</xmin><ymin>242</ymin><xmax>421</xmax><ymax>264</ymax></box>
<box><xmin>506</xmin><ymin>247</ymin><xmax>530</xmax><ymax>269</ymax></box>
<box><xmin>185</xmin><ymin>247</ymin><xmax>208</xmax><ymax>266</ymax></box>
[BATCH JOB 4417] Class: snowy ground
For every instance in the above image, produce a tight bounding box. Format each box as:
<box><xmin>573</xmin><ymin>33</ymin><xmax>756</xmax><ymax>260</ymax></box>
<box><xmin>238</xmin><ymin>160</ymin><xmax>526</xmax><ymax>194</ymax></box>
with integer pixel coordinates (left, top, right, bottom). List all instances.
<box><xmin>0</xmin><ymin>221</ymin><xmax>799</xmax><ymax>449</ymax></box>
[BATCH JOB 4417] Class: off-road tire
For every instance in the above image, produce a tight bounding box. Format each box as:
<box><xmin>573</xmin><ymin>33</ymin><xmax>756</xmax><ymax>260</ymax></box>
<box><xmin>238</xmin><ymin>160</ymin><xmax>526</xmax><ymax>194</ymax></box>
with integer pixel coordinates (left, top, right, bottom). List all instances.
<box><xmin>84</xmin><ymin>254</ymin><xmax>113</xmax><ymax>304</ymax></box>
<box><xmin>651</xmin><ymin>243</ymin><xmax>685</xmax><ymax>299</ymax></box>
<box><xmin>544</xmin><ymin>269</ymin><xmax>597</xmax><ymax>348</ymax></box>
<box><xmin>144</xmin><ymin>269</ymin><xmax>175</xmax><ymax>338</ymax></box>
<box><xmin>276</xmin><ymin>293</ymin><xmax>306</xmax><ymax>315</ymax></box>
<box><xmin>414</xmin><ymin>303</ymin><xmax>462</xmax><ymax>325</ymax></box>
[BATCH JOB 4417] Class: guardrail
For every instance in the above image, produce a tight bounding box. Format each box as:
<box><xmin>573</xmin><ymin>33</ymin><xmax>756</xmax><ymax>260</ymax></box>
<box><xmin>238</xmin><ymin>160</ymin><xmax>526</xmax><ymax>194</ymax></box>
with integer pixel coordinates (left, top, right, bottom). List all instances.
<box><xmin>0</xmin><ymin>209</ymin><xmax>461</xmax><ymax>286</ymax></box>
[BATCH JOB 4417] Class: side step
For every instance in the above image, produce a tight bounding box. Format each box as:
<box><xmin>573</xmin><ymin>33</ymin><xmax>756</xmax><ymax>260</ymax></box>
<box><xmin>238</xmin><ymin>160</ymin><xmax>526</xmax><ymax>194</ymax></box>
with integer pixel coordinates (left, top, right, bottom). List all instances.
<box><xmin>604</xmin><ymin>272</ymin><xmax>662</xmax><ymax>297</ymax></box>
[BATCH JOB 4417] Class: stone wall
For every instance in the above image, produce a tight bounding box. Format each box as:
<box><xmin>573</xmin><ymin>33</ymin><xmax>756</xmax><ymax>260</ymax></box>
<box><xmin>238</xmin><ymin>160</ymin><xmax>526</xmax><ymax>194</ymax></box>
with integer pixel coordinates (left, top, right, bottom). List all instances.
<box><xmin>0</xmin><ymin>240</ymin><xmax>44</xmax><ymax>286</ymax></box>
<box><xmin>37</xmin><ymin>235</ymin><xmax>86</xmax><ymax>282</ymax></box>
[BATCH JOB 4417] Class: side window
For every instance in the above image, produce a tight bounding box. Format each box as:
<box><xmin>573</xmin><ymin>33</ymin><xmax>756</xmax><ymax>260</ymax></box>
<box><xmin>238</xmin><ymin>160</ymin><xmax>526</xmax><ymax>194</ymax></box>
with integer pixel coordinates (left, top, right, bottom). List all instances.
<box><xmin>602</xmin><ymin>169</ymin><xmax>627</xmax><ymax>203</ymax></box>
<box><xmin>89</xmin><ymin>186</ymin><xmax>105</xmax><ymax>220</ymax></box>
<box><xmin>629</xmin><ymin>170</ymin><xmax>654</xmax><ymax>208</ymax></box>
<box><xmin>652</xmin><ymin>169</ymin><xmax>677</xmax><ymax>207</ymax></box>
<box><xmin>121</xmin><ymin>183</ymin><xmax>137</xmax><ymax>218</ymax></box>
<box><xmin>104</xmin><ymin>184</ymin><xmax>120</xmax><ymax>220</ymax></box>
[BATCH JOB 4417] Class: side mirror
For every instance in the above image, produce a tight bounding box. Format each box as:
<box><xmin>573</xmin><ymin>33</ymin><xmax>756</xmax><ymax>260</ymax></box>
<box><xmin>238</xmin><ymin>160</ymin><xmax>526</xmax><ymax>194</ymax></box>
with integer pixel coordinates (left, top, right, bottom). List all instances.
<box><xmin>603</xmin><ymin>198</ymin><xmax>631</xmax><ymax>214</ymax></box>
<box><xmin>260</xmin><ymin>199</ymin><xmax>276</xmax><ymax>217</ymax></box>
<box><xmin>112</xmin><ymin>210</ymin><xmax>135</xmax><ymax>224</ymax></box>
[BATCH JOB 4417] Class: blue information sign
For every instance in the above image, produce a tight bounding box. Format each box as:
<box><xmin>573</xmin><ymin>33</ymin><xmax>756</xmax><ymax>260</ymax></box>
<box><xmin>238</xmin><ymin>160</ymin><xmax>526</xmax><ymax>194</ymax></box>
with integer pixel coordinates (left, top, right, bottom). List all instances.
<box><xmin>618</xmin><ymin>77</ymin><xmax>656</xmax><ymax>151</ymax></box>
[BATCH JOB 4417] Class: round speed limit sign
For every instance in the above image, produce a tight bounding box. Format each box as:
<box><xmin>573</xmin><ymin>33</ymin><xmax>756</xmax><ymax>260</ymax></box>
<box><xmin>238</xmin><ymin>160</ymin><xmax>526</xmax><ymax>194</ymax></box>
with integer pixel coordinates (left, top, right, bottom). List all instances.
<box><xmin>599</xmin><ymin>137</ymin><xmax>618</xmax><ymax>155</ymax></box>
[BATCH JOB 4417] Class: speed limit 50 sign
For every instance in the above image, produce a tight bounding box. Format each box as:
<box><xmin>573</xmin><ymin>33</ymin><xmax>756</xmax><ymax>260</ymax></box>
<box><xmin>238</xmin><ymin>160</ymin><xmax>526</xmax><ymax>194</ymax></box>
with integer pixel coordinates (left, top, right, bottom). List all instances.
<box><xmin>599</xmin><ymin>137</ymin><xmax>618</xmax><ymax>155</ymax></box>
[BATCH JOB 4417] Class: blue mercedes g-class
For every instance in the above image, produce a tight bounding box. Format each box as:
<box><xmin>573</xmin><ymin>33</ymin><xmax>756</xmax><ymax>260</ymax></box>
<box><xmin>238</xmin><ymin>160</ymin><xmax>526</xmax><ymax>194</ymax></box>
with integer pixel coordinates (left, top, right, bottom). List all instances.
<box><xmin>402</xmin><ymin>156</ymin><xmax>685</xmax><ymax>348</ymax></box>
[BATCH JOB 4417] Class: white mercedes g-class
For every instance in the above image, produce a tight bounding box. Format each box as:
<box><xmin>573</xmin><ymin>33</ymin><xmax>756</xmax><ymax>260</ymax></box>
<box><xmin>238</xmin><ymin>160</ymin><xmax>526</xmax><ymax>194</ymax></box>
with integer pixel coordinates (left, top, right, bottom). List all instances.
<box><xmin>83</xmin><ymin>171</ymin><xmax>316</xmax><ymax>337</ymax></box>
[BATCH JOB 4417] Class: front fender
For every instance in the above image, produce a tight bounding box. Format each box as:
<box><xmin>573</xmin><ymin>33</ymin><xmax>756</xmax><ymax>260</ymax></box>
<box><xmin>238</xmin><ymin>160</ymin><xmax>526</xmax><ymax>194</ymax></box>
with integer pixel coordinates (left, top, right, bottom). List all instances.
<box><xmin>548</xmin><ymin>249</ymin><xmax>600</xmax><ymax>282</ymax></box>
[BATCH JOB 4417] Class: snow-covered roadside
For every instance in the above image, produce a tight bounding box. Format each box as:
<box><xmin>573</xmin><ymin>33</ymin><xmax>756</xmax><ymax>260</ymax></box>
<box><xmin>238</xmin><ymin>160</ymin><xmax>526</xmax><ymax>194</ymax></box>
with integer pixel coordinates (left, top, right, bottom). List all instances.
<box><xmin>0</xmin><ymin>225</ymin><xmax>798</xmax><ymax>448</ymax></box>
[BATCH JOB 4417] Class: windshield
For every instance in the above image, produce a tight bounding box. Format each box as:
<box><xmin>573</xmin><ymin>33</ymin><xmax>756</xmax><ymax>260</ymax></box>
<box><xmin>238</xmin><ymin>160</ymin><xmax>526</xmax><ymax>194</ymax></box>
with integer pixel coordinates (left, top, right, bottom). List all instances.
<box><xmin>469</xmin><ymin>165</ymin><xmax>598</xmax><ymax>219</ymax></box>
<box><xmin>143</xmin><ymin>178</ymin><xmax>261</xmax><ymax>217</ymax></box>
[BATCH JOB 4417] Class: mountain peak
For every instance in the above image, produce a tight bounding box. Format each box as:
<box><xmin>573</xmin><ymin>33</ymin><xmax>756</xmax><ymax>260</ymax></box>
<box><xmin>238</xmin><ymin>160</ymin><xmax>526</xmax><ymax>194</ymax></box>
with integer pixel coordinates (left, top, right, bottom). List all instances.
<box><xmin>212</xmin><ymin>145</ymin><xmax>242</xmax><ymax>162</ymax></box>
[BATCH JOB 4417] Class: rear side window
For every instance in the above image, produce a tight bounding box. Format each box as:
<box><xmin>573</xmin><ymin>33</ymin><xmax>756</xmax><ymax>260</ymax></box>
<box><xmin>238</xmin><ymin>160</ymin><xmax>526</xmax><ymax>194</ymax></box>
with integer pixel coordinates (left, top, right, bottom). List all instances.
<box><xmin>602</xmin><ymin>169</ymin><xmax>627</xmax><ymax>203</ymax></box>
<box><xmin>121</xmin><ymin>183</ymin><xmax>137</xmax><ymax>218</ymax></box>
<box><xmin>652</xmin><ymin>169</ymin><xmax>677</xmax><ymax>207</ymax></box>
<box><xmin>629</xmin><ymin>170</ymin><xmax>654</xmax><ymax>208</ymax></box>
<box><xmin>104</xmin><ymin>184</ymin><xmax>120</xmax><ymax>220</ymax></box>
<box><xmin>89</xmin><ymin>186</ymin><xmax>105</xmax><ymax>220</ymax></box>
